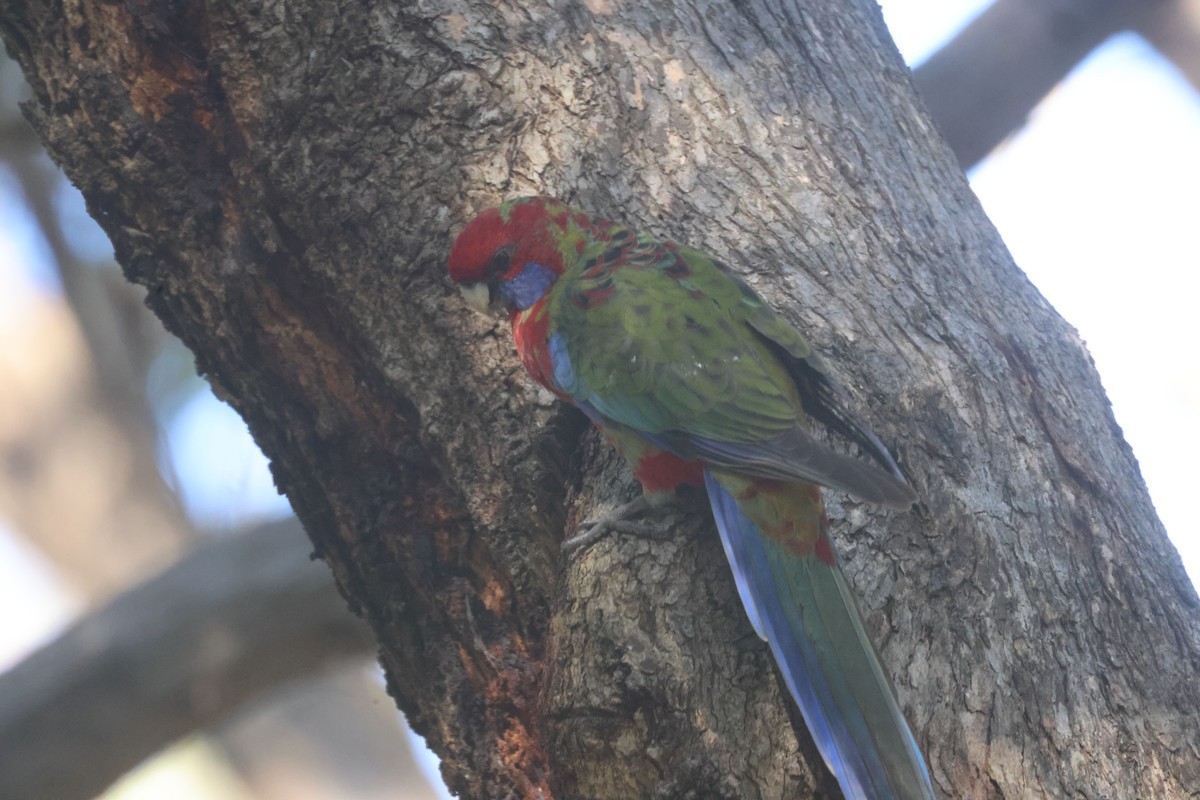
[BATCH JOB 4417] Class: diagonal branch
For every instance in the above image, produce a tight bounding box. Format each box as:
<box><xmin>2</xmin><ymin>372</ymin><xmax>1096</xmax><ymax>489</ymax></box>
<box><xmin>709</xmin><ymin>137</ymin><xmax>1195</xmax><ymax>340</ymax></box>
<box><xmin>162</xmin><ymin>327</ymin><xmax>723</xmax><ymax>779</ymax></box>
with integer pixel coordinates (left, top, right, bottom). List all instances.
<box><xmin>1135</xmin><ymin>0</ymin><xmax>1200</xmax><ymax>92</ymax></box>
<box><xmin>0</xmin><ymin>518</ymin><xmax>376</xmax><ymax>800</ymax></box>
<box><xmin>913</xmin><ymin>0</ymin><xmax>1151</xmax><ymax>169</ymax></box>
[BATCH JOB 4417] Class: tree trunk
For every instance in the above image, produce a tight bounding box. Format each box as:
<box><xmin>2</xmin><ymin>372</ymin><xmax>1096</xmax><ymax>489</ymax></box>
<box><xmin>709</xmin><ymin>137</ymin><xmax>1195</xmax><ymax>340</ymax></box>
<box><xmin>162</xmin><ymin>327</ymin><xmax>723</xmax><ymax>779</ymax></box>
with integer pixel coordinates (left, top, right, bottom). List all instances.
<box><xmin>2</xmin><ymin>0</ymin><xmax>1196</xmax><ymax>798</ymax></box>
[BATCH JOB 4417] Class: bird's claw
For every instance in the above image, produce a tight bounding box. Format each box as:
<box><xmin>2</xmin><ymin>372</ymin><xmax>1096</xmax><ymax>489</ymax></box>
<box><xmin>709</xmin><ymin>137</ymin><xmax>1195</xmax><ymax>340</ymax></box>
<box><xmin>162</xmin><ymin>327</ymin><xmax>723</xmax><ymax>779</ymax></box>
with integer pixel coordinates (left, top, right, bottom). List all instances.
<box><xmin>562</xmin><ymin>496</ymin><xmax>658</xmax><ymax>554</ymax></box>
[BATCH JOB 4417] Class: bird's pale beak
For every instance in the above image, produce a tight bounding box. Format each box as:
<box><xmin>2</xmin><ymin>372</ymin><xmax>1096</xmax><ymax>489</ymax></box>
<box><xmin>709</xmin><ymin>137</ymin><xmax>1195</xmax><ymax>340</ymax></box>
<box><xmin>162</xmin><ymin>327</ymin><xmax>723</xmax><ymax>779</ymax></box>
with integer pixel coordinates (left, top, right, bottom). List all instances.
<box><xmin>459</xmin><ymin>283</ymin><xmax>491</xmax><ymax>315</ymax></box>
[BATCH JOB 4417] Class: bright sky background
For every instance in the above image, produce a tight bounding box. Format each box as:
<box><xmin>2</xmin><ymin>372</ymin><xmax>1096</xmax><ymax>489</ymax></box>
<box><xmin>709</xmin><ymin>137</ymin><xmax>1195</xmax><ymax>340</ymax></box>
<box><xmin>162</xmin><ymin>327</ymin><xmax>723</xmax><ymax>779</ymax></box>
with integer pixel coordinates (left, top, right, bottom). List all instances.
<box><xmin>0</xmin><ymin>1</ymin><xmax>1197</xmax><ymax>796</ymax></box>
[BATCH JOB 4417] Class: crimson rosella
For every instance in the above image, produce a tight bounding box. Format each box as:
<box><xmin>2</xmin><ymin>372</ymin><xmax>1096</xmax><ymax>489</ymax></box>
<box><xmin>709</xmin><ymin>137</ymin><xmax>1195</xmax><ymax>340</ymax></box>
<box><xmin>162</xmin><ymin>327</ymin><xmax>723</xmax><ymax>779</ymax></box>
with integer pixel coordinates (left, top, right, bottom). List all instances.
<box><xmin>447</xmin><ymin>196</ymin><xmax>934</xmax><ymax>799</ymax></box>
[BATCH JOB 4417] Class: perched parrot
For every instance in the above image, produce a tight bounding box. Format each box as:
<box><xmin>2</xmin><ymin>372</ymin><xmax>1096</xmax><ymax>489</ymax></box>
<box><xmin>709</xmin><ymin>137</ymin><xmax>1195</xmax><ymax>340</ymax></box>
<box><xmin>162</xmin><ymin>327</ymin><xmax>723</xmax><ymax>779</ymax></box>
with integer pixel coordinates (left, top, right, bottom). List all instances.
<box><xmin>447</xmin><ymin>197</ymin><xmax>935</xmax><ymax>800</ymax></box>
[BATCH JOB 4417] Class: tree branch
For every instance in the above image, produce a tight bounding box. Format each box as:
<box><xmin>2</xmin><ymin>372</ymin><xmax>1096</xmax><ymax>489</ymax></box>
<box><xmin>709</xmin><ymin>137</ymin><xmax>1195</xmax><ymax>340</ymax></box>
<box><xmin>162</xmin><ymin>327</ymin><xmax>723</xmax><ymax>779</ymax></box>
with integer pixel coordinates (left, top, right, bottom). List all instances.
<box><xmin>1135</xmin><ymin>0</ymin><xmax>1200</xmax><ymax>93</ymax></box>
<box><xmin>0</xmin><ymin>518</ymin><xmax>375</xmax><ymax>800</ymax></box>
<box><xmin>913</xmin><ymin>0</ymin><xmax>1152</xmax><ymax>168</ymax></box>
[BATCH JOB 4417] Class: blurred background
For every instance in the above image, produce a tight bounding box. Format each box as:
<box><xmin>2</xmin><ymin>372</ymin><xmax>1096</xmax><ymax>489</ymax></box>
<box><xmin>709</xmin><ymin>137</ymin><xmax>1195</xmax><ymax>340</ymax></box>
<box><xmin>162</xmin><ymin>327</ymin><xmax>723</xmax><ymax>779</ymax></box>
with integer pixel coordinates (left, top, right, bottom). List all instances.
<box><xmin>1</xmin><ymin>1</ymin><xmax>1196</xmax><ymax>798</ymax></box>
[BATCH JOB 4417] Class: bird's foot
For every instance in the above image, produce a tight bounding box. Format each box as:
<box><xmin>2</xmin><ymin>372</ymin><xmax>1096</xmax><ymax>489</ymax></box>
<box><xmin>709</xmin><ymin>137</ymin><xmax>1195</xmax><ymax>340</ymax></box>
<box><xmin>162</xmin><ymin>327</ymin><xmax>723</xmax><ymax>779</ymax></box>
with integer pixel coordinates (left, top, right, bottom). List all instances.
<box><xmin>562</xmin><ymin>496</ymin><xmax>676</xmax><ymax>554</ymax></box>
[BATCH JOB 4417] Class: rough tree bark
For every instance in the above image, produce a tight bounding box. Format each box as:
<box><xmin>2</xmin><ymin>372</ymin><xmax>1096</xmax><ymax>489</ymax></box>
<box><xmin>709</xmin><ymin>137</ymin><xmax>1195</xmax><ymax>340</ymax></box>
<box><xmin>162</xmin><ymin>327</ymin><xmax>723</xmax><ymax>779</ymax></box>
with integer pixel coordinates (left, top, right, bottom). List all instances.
<box><xmin>2</xmin><ymin>1</ymin><xmax>1197</xmax><ymax>799</ymax></box>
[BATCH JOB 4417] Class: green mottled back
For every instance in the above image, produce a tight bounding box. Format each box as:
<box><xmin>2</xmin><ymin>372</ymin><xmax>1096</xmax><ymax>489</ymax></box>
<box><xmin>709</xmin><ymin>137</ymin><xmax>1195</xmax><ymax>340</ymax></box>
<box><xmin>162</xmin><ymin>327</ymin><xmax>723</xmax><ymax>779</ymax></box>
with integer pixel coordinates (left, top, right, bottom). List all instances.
<box><xmin>552</xmin><ymin>229</ymin><xmax>807</xmax><ymax>436</ymax></box>
<box><xmin>546</xmin><ymin>225</ymin><xmax>910</xmax><ymax>507</ymax></box>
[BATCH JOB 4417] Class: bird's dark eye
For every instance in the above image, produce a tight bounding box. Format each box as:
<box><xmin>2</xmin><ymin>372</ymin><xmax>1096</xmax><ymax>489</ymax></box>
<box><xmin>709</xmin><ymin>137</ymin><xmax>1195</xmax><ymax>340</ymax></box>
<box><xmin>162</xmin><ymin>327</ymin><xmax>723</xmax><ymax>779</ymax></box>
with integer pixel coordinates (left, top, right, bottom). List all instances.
<box><xmin>487</xmin><ymin>244</ymin><xmax>515</xmax><ymax>277</ymax></box>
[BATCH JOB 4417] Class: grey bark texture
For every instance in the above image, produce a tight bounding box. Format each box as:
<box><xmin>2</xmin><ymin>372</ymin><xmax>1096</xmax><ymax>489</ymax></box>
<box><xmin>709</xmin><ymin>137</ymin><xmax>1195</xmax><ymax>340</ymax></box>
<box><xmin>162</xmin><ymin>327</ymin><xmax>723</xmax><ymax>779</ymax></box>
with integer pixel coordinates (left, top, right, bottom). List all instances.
<box><xmin>2</xmin><ymin>1</ymin><xmax>1197</xmax><ymax>798</ymax></box>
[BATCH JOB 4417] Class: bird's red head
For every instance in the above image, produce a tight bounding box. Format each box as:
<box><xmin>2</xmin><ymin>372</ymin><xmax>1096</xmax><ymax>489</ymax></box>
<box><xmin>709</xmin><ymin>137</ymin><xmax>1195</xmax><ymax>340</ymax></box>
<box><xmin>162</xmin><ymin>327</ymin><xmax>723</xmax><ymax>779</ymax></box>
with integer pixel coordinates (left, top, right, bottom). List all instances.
<box><xmin>447</xmin><ymin>196</ymin><xmax>580</xmax><ymax>314</ymax></box>
<box><xmin>447</xmin><ymin>197</ymin><xmax>574</xmax><ymax>282</ymax></box>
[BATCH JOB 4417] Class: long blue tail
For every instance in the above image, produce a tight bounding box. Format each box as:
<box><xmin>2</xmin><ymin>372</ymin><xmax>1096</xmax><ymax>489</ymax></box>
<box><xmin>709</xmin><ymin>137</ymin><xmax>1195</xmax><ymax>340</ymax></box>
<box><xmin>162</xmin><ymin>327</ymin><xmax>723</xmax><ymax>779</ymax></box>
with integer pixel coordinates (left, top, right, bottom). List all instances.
<box><xmin>704</xmin><ymin>470</ymin><xmax>935</xmax><ymax>800</ymax></box>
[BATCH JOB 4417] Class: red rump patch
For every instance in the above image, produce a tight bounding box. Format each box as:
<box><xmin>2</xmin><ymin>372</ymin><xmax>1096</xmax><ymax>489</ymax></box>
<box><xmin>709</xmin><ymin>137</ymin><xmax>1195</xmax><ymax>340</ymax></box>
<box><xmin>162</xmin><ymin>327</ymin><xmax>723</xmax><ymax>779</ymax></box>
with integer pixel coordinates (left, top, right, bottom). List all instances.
<box><xmin>738</xmin><ymin>478</ymin><xmax>787</xmax><ymax>501</ymax></box>
<box><xmin>634</xmin><ymin>451</ymin><xmax>705</xmax><ymax>493</ymax></box>
<box><xmin>814</xmin><ymin>534</ymin><xmax>836</xmax><ymax>566</ymax></box>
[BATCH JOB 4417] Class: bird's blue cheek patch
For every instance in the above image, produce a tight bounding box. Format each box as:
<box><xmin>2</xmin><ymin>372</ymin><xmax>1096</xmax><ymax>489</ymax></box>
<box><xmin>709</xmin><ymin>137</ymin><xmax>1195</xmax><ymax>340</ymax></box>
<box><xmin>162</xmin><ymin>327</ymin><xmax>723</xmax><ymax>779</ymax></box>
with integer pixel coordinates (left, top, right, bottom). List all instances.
<box><xmin>501</xmin><ymin>262</ymin><xmax>557</xmax><ymax>310</ymax></box>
